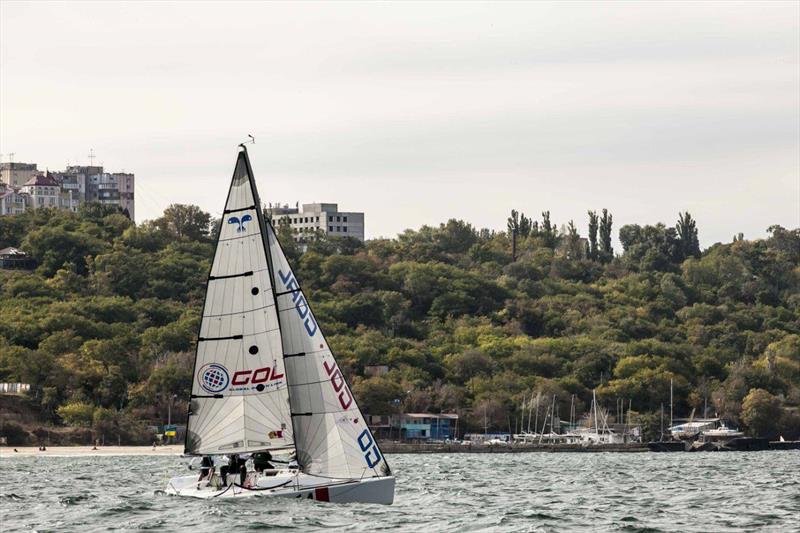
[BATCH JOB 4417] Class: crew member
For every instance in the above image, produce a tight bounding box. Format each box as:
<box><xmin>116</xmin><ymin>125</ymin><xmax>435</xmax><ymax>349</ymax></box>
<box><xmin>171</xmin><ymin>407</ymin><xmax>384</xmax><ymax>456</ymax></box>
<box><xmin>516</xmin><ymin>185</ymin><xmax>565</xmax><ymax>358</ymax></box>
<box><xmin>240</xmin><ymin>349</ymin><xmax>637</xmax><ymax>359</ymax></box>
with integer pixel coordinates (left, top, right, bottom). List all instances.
<box><xmin>197</xmin><ymin>455</ymin><xmax>214</xmax><ymax>489</ymax></box>
<box><xmin>253</xmin><ymin>451</ymin><xmax>274</xmax><ymax>474</ymax></box>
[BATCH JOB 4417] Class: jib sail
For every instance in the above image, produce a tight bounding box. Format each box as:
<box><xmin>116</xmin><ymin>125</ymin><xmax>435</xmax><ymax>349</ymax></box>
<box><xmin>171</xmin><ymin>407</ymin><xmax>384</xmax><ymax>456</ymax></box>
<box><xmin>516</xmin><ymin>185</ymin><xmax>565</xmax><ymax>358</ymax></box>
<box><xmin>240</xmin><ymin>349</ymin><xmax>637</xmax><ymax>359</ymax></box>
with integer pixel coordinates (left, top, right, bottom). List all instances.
<box><xmin>266</xmin><ymin>222</ymin><xmax>390</xmax><ymax>479</ymax></box>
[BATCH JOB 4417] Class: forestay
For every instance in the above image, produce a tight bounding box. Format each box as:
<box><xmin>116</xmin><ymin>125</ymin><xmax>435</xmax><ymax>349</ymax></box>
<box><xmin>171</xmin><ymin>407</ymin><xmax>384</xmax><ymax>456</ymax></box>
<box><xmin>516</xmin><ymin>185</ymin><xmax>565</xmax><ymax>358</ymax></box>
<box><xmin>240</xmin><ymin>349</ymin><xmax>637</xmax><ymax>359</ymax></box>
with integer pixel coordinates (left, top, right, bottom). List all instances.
<box><xmin>184</xmin><ymin>150</ymin><xmax>292</xmax><ymax>455</ymax></box>
<box><xmin>266</xmin><ymin>223</ymin><xmax>390</xmax><ymax>479</ymax></box>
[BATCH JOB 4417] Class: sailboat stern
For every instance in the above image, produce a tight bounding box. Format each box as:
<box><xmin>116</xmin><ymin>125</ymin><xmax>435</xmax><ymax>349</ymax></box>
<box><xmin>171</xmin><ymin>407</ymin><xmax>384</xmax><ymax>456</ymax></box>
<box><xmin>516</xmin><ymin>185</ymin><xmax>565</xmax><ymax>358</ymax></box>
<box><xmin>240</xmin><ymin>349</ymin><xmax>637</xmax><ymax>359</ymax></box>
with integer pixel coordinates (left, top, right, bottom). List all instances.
<box><xmin>319</xmin><ymin>475</ymin><xmax>395</xmax><ymax>505</ymax></box>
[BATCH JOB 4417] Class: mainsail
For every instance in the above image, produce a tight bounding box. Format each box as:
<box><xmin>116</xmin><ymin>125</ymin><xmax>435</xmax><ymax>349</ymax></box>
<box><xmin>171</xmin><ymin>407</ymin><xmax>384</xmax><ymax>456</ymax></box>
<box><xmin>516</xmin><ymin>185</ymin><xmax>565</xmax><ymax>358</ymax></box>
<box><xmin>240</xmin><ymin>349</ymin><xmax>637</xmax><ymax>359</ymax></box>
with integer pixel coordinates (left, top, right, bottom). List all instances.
<box><xmin>184</xmin><ymin>148</ymin><xmax>292</xmax><ymax>455</ymax></box>
<box><xmin>266</xmin><ymin>222</ymin><xmax>391</xmax><ymax>479</ymax></box>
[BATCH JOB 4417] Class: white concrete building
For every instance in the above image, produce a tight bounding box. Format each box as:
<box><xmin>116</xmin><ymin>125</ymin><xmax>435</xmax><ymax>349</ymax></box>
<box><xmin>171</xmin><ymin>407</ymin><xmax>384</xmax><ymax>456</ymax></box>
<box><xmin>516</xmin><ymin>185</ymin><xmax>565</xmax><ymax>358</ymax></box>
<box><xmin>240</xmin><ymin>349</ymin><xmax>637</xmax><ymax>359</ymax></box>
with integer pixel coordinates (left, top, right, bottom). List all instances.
<box><xmin>0</xmin><ymin>162</ymin><xmax>39</xmax><ymax>188</ymax></box>
<box><xmin>267</xmin><ymin>203</ymin><xmax>365</xmax><ymax>242</ymax></box>
<box><xmin>20</xmin><ymin>174</ymin><xmax>60</xmax><ymax>209</ymax></box>
<box><xmin>0</xmin><ymin>186</ymin><xmax>28</xmax><ymax>215</ymax></box>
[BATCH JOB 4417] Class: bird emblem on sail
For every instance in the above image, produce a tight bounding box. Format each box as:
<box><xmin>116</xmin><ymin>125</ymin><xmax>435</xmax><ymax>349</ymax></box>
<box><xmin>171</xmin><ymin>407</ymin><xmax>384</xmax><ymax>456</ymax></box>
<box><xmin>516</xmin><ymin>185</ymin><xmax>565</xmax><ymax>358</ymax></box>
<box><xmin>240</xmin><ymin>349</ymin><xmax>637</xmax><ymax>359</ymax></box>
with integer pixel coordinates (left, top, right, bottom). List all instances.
<box><xmin>228</xmin><ymin>214</ymin><xmax>252</xmax><ymax>232</ymax></box>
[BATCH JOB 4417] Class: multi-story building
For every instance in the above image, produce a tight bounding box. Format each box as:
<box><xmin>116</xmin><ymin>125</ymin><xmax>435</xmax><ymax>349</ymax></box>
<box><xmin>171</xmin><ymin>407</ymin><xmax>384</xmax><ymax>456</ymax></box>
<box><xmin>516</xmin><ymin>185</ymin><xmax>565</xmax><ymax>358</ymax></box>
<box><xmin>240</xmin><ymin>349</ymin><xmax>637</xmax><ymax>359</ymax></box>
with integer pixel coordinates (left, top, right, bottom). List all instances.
<box><xmin>267</xmin><ymin>202</ymin><xmax>365</xmax><ymax>242</ymax></box>
<box><xmin>0</xmin><ymin>162</ymin><xmax>39</xmax><ymax>188</ymax></box>
<box><xmin>0</xmin><ymin>185</ymin><xmax>28</xmax><ymax>215</ymax></box>
<box><xmin>0</xmin><ymin>161</ymin><xmax>135</xmax><ymax>218</ymax></box>
<box><xmin>20</xmin><ymin>174</ymin><xmax>61</xmax><ymax>209</ymax></box>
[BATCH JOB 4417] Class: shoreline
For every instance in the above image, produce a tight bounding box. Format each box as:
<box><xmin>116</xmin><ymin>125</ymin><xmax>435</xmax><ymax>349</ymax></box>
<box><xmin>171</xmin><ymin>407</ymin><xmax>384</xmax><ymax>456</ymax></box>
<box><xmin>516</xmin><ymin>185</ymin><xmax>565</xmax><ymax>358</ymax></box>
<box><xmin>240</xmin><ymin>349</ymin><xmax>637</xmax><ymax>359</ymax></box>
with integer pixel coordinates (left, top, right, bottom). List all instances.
<box><xmin>0</xmin><ymin>445</ymin><xmax>185</xmax><ymax>457</ymax></box>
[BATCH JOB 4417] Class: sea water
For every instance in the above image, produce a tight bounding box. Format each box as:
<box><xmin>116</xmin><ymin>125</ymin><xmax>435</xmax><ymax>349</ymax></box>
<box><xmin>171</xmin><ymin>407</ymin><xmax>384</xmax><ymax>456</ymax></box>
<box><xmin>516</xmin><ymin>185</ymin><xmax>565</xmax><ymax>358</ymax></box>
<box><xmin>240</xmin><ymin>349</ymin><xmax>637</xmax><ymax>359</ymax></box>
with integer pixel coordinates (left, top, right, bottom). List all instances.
<box><xmin>1</xmin><ymin>451</ymin><xmax>798</xmax><ymax>532</ymax></box>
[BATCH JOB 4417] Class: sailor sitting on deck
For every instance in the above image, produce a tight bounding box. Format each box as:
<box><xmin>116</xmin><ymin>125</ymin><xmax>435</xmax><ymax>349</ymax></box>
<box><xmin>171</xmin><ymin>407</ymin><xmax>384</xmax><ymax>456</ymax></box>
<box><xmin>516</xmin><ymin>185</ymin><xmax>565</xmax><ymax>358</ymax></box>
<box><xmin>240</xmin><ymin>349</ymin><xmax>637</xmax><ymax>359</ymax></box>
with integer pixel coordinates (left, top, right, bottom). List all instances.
<box><xmin>197</xmin><ymin>455</ymin><xmax>215</xmax><ymax>489</ymax></box>
<box><xmin>253</xmin><ymin>451</ymin><xmax>275</xmax><ymax>475</ymax></box>
<box><xmin>221</xmin><ymin>454</ymin><xmax>247</xmax><ymax>485</ymax></box>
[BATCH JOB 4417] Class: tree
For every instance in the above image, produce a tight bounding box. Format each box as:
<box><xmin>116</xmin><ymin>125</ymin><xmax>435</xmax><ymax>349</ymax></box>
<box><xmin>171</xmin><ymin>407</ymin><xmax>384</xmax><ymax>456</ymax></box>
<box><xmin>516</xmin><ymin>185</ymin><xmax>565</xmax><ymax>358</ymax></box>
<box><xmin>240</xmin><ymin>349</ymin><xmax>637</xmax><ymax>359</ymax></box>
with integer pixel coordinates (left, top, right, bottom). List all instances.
<box><xmin>540</xmin><ymin>211</ymin><xmax>558</xmax><ymax>248</ymax></box>
<box><xmin>565</xmin><ymin>220</ymin><xmax>583</xmax><ymax>260</ymax></box>
<box><xmin>587</xmin><ymin>210</ymin><xmax>599</xmax><ymax>261</ymax></box>
<box><xmin>619</xmin><ymin>223</ymin><xmax>681</xmax><ymax>272</ymax></box>
<box><xmin>676</xmin><ymin>212</ymin><xmax>701</xmax><ymax>260</ymax></box>
<box><xmin>507</xmin><ymin>210</ymin><xmax>532</xmax><ymax>238</ymax></box>
<box><xmin>740</xmin><ymin>388</ymin><xmax>782</xmax><ymax>438</ymax></box>
<box><xmin>22</xmin><ymin>225</ymin><xmax>107</xmax><ymax>276</ymax></box>
<box><xmin>275</xmin><ymin>217</ymin><xmax>301</xmax><ymax>263</ymax></box>
<box><xmin>57</xmin><ymin>401</ymin><xmax>95</xmax><ymax>427</ymax></box>
<box><xmin>598</xmin><ymin>208</ymin><xmax>613</xmax><ymax>263</ymax></box>
<box><xmin>155</xmin><ymin>204</ymin><xmax>211</xmax><ymax>241</ymax></box>
<box><xmin>351</xmin><ymin>376</ymin><xmax>404</xmax><ymax>415</ymax></box>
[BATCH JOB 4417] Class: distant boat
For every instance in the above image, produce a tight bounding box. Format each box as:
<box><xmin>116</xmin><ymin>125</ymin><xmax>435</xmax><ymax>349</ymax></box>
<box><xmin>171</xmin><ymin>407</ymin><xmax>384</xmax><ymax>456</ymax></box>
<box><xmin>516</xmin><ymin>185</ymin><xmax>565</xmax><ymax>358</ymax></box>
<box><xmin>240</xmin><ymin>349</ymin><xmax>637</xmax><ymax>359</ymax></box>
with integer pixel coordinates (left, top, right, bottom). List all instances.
<box><xmin>701</xmin><ymin>423</ymin><xmax>744</xmax><ymax>440</ymax></box>
<box><xmin>164</xmin><ymin>145</ymin><xmax>394</xmax><ymax>503</ymax></box>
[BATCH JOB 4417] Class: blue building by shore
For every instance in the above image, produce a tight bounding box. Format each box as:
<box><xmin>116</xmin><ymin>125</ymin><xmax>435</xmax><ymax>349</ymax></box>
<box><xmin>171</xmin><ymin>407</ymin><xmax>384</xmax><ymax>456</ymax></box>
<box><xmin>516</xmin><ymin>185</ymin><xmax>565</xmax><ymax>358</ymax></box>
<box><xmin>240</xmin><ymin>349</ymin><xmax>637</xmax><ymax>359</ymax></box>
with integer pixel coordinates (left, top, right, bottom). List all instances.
<box><xmin>399</xmin><ymin>413</ymin><xmax>459</xmax><ymax>441</ymax></box>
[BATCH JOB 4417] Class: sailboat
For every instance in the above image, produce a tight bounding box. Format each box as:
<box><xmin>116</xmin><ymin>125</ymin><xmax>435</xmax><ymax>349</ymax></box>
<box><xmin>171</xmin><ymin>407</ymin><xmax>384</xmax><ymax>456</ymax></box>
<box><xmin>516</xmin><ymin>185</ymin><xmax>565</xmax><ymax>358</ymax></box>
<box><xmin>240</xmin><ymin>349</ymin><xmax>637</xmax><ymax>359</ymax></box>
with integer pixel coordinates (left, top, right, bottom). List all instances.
<box><xmin>164</xmin><ymin>145</ymin><xmax>395</xmax><ymax>504</ymax></box>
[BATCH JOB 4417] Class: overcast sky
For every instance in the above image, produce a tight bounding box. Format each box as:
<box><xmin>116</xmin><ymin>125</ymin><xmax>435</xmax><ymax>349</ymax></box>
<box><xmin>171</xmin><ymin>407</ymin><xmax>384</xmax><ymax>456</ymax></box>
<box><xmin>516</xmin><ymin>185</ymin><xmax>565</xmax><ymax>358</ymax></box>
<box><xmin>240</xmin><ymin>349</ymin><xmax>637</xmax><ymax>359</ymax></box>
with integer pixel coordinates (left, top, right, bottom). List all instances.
<box><xmin>1</xmin><ymin>1</ymin><xmax>798</xmax><ymax>247</ymax></box>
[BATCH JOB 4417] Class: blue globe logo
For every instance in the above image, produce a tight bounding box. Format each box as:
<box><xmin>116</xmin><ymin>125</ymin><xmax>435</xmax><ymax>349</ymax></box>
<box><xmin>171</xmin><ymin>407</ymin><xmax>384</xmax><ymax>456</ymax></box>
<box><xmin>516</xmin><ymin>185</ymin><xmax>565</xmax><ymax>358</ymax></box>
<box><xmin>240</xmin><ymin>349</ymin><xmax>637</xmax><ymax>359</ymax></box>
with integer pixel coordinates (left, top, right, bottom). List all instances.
<box><xmin>199</xmin><ymin>363</ymin><xmax>229</xmax><ymax>393</ymax></box>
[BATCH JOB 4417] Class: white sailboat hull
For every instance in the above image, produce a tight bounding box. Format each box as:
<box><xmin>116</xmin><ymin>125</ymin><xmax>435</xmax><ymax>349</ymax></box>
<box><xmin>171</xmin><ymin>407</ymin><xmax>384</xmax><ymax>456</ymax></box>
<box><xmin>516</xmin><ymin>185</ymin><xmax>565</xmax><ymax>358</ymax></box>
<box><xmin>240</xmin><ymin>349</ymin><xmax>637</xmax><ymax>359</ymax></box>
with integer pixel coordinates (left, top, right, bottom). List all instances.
<box><xmin>164</xmin><ymin>471</ymin><xmax>395</xmax><ymax>505</ymax></box>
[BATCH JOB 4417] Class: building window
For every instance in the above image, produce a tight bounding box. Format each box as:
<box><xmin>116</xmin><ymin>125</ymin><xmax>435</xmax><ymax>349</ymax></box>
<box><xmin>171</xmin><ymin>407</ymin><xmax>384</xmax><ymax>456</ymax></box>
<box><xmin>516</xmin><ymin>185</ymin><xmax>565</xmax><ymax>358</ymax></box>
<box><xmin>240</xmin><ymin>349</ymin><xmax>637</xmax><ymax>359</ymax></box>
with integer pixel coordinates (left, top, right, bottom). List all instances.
<box><xmin>343</xmin><ymin>216</ymin><xmax>348</xmax><ymax>222</ymax></box>
<box><xmin>343</xmin><ymin>227</ymin><xmax>348</xmax><ymax>232</ymax></box>
<box><xmin>336</xmin><ymin>226</ymin><xmax>340</xmax><ymax>232</ymax></box>
<box><xmin>329</xmin><ymin>226</ymin><xmax>333</xmax><ymax>232</ymax></box>
<box><xmin>328</xmin><ymin>216</ymin><xmax>333</xmax><ymax>222</ymax></box>
<box><xmin>316</xmin><ymin>216</ymin><xmax>319</xmax><ymax>222</ymax></box>
<box><xmin>336</xmin><ymin>216</ymin><xmax>341</xmax><ymax>222</ymax></box>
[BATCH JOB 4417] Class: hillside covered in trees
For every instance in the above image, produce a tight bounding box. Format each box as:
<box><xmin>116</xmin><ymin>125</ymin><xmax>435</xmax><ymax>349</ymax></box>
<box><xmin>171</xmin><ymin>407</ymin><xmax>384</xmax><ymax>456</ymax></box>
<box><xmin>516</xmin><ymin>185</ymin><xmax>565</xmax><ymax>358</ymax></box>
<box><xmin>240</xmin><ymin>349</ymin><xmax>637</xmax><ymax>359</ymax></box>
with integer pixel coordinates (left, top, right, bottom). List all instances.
<box><xmin>0</xmin><ymin>203</ymin><xmax>798</xmax><ymax>445</ymax></box>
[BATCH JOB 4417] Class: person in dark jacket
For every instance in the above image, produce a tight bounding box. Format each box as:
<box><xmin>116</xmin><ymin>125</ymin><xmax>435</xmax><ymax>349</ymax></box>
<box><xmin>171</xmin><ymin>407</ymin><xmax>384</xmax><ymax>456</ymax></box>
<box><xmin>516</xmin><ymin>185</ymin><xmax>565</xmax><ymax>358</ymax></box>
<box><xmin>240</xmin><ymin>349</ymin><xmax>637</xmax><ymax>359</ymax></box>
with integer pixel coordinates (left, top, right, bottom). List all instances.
<box><xmin>253</xmin><ymin>451</ymin><xmax>274</xmax><ymax>474</ymax></box>
<box><xmin>221</xmin><ymin>454</ymin><xmax>247</xmax><ymax>485</ymax></box>
<box><xmin>197</xmin><ymin>455</ymin><xmax>214</xmax><ymax>489</ymax></box>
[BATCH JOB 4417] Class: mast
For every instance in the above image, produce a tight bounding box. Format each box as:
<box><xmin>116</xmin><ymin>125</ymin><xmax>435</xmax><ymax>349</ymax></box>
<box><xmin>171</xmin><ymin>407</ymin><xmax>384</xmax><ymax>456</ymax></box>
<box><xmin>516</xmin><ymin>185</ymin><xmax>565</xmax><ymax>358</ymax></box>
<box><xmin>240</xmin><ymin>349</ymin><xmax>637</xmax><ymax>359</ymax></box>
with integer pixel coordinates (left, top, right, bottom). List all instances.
<box><xmin>670</xmin><ymin>378</ymin><xmax>674</xmax><ymax>430</ymax></box>
<box><xmin>239</xmin><ymin>144</ymin><xmax>300</xmax><ymax>460</ymax></box>
<box><xmin>593</xmin><ymin>389</ymin><xmax>599</xmax><ymax>438</ymax></box>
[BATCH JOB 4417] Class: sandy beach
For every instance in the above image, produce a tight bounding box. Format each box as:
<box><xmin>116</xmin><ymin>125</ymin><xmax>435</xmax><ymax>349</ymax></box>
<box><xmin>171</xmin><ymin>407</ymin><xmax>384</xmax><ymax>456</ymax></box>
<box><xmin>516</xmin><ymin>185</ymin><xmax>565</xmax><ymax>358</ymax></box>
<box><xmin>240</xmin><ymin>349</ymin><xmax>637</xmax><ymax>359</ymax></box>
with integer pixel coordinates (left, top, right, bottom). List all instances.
<box><xmin>0</xmin><ymin>445</ymin><xmax>185</xmax><ymax>457</ymax></box>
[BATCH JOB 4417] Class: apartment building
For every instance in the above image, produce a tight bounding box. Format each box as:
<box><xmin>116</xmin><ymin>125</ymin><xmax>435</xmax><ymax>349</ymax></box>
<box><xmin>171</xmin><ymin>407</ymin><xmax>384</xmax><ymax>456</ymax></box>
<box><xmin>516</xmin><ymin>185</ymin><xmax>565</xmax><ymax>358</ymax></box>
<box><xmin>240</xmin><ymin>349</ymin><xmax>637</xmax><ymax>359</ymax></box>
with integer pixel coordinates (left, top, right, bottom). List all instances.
<box><xmin>0</xmin><ymin>162</ymin><xmax>39</xmax><ymax>188</ymax></box>
<box><xmin>267</xmin><ymin>202</ymin><xmax>365</xmax><ymax>242</ymax></box>
<box><xmin>0</xmin><ymin>161</ymin><xmax>135</xmax><ymax>218</ymax></box>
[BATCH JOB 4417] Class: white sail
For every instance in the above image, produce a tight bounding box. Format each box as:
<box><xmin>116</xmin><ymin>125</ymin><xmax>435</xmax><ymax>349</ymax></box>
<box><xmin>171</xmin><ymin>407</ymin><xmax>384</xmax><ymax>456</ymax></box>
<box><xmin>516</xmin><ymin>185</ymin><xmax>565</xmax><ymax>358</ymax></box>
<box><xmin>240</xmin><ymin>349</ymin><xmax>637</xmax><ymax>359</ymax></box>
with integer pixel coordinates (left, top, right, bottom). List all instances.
<box><xmin>266</xmin><ymin>222</ymin><xmax>391</xmax><ymax>479</ymax></box>
<box><xmin>185</xmin><ymin>150</ymin><xmax>292</xmax><ymax>455</ymax></box>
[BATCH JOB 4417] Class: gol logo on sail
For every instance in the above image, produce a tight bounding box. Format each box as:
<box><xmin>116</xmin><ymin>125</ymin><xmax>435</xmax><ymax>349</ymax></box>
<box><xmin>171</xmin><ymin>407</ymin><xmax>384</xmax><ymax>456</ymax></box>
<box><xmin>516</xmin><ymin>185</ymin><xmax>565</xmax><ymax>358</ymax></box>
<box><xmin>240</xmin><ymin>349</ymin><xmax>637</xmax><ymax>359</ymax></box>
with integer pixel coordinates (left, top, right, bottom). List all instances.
<box><xmin>198</xmin><ymin>363</ymin><xmax>230</xmax><ymax>393</ymax></box>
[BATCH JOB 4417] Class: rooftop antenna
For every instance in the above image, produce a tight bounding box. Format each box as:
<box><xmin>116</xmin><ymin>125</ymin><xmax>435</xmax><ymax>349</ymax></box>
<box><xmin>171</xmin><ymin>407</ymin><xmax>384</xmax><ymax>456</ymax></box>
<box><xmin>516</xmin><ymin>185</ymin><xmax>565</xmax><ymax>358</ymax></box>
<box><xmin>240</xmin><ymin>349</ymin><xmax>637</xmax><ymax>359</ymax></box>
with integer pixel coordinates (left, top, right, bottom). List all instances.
<box><xmin>88</xmin><ymin>148</ymin><xmax>96</xmax><ymax>166</ymax></box>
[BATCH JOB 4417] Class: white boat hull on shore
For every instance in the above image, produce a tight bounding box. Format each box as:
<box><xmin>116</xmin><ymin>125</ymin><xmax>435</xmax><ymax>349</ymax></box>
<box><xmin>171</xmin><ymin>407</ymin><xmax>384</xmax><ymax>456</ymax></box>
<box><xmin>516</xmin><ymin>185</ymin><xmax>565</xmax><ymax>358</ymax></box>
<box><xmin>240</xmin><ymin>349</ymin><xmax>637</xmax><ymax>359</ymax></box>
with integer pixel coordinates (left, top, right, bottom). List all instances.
<box><xmin>164</xmin><ymin>471</ymin><xmax>395</xmax><ymax>504</ymax></box>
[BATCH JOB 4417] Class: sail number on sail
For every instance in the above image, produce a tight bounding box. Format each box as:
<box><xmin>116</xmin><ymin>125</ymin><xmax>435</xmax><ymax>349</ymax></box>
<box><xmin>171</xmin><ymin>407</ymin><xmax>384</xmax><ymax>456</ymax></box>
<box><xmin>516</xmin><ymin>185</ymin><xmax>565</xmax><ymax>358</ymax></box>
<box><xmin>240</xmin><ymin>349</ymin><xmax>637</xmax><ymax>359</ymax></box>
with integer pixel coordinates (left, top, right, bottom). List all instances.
<box><xmin>278</xmin><ymin>269</ymin><xmax>318</xmax><ymax>336</ymax></box>
<box><xmin>278</xmin><ymin>267</ymin><xmax>383</xmax><ymax>471</ymax></box>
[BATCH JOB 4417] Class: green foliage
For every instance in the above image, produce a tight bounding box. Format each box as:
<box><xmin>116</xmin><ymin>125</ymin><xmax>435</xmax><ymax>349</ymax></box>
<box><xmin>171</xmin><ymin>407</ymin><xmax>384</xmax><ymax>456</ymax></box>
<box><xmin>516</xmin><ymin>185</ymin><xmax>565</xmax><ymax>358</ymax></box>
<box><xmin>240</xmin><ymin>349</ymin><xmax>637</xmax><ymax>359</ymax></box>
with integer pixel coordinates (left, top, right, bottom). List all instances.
<box><xmin>740</xmin><ymin>388</ymin><xmax>783</xmax><ymax>438</ymax></box>
<box><xmin>0</xmin><ymin>203</ymin><xmax>796</xmax><ymax>440</ymax></box>
<box><xmin>56</xmin><ymin>401</ymin><xmax>95</xmax><ymax>427</ymax></box>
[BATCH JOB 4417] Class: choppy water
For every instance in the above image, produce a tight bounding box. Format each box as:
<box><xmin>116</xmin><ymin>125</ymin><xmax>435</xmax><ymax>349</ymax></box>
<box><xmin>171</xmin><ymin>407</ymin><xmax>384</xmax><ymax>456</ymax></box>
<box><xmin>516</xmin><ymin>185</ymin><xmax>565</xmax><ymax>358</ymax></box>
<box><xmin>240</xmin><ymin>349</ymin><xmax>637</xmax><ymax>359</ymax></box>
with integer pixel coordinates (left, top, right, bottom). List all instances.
<box><xmin>1</xmin><ymin>451</ymin><xmax>799</xmax><ymax>532</ymax></box>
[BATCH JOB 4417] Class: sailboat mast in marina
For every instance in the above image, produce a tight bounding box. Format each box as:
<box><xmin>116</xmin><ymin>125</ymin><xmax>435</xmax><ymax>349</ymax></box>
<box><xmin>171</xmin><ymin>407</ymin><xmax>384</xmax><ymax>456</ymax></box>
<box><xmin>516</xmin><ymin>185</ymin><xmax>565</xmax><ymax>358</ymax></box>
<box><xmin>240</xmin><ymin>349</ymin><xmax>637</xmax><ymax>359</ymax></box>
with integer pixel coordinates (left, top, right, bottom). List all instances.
<box><xmin>166</xmin><ymin>144</ymin><xmax>394</xmax><ymax>503</ymax></box>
